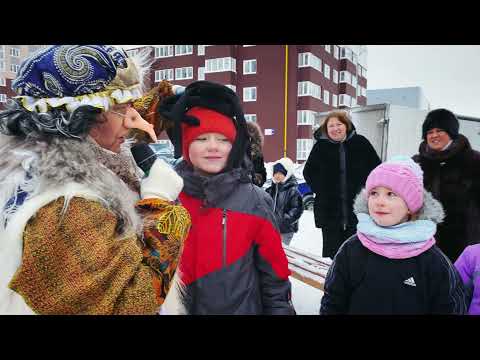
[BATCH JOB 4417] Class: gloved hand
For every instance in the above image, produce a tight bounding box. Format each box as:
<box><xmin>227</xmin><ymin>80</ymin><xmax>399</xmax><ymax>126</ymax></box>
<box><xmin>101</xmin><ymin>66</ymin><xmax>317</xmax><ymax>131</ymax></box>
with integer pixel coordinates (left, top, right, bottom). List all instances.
<box><xmin>140</xmin><ymin>158</ymin><xmax>183</xmax><ymax>201</ymax></box>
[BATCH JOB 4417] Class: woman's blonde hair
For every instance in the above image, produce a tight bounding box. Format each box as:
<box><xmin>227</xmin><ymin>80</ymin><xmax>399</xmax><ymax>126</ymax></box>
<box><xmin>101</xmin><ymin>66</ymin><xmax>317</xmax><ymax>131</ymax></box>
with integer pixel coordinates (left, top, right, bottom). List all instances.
<box><xmin>319</xmin><ymin>110</ymin><xmax>353</xmax><ymax>137</ymax></box>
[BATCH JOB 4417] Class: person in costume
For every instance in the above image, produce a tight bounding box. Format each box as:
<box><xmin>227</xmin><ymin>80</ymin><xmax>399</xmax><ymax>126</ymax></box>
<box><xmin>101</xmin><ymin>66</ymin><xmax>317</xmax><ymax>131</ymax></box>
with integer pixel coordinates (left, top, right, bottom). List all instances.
<box><xmin>0</xmin><ymin>45</ymin><xmax>190</xmax><ymax>315</ymax></box>
<box><xmin>157</xmin><ymin>81</ymin><xmax>296</xmax><ymax>315</ymax></box>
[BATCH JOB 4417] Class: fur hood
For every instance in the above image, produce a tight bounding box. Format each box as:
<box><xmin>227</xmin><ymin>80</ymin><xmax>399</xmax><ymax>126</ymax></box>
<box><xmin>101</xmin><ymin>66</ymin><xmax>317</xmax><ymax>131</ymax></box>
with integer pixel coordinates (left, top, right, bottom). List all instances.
<box><xmin>353</xmin><ymin>188</ymin><xmax>445</xmax><ymax>224</ymax></box>
<box><xmin>273</xmin><ymin>157</ymin><xmax>295</xmax><ymax>183</ymax></box>
<box><xmin>0</xmin><ymin>135</ymin><xmax>142</xmax><ymax>235</ymax></box>
<box><xmin>246</xmin><ymin>121</ymin><xmax>264</xmax><ymax>159</ymax></box>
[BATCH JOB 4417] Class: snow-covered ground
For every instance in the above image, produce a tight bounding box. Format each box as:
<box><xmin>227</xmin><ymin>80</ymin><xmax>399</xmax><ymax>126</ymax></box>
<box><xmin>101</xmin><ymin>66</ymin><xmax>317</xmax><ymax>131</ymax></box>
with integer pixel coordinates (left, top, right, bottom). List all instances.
<box><xmin>287</xmin><ymin>210</ymin><xmax>325</xmax><ymax>315</ymax></box>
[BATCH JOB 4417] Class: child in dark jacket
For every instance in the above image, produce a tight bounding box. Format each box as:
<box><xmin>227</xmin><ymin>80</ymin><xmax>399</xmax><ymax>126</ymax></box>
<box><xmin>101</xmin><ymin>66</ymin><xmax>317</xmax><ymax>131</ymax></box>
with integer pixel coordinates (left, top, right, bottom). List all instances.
<box><xmin>320</xmin><ymin>156</ymin><xmax>468</xmax><ymax>314</ymax></box>
<box><xmin>266</xmin><ymin>157</ymin><xmax>303</xmax><ymax>246</ymax></box>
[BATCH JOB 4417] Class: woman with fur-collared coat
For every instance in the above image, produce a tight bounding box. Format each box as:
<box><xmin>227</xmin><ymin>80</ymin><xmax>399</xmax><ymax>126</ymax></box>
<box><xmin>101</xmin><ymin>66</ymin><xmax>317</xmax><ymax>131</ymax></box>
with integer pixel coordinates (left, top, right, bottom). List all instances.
<box><xmin>303</xmin><ymin>111</ymin><xmax>381</xmax><ymax>258</ymax></box>
<box><xmin>413</xmin><ymin>108</ymin><xmax>480</xmax><ymax>262</ymax></box>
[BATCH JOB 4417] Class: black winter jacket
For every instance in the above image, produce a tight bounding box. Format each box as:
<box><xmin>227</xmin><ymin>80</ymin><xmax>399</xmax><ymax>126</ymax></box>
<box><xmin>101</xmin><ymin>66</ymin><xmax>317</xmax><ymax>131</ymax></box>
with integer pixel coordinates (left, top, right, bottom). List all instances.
<box><xmin>320</xmin><ymin>236</ymin><xmax>468</xmax><ymax>314</ymax></box>
<box><xmin>303</xmin><ymin>129</ymin><xmax>381</xmax><ymax>229</ymax></box>
<box><xmin>266</xmin><ymin>176</ymin><xmax>304</xmax><ymax>233</ymax></box>
<box><xmin>413</xmin><ymin>135</ymin><xmax>480</xmax><ymax>262</ymax></box>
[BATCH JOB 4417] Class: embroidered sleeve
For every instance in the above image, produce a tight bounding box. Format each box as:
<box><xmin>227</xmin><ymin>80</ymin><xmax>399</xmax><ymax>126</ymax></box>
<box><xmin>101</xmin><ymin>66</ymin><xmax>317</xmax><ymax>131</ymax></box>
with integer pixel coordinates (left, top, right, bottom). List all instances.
<box><xmin>136</xmin><ymin>198</ymin><xmax>191</xmax><ymax>306</ymax></box>
<box><xmin>8</xmin><ymin>196</ymin><xmax>189</xmax><ymax>315</ymax></box>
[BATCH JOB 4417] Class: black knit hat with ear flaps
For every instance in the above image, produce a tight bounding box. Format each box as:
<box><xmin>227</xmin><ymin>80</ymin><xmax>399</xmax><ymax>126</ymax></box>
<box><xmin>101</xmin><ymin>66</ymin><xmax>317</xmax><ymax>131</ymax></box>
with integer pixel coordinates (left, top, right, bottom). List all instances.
<box><xmin>157</xmin><ymin>81</ymin><xmax>249</xmax><ymax>171</ymax></box>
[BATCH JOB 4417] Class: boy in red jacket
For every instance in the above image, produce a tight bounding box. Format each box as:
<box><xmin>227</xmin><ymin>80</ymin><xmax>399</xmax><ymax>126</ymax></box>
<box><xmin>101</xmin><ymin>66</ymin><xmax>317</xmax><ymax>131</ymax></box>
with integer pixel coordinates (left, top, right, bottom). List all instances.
<box><xmin>160</xmin><ymin>81</ymin><xmax>295</xmax><ymax>315</ymax></box>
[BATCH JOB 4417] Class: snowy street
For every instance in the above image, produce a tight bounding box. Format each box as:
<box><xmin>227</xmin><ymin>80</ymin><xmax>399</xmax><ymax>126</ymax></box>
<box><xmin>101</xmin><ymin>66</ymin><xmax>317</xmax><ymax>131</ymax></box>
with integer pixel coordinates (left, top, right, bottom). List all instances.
<box><xmin>287</xmin><ymin>210</ymin><xmax>325</xmax><ymax>315</ymax></box>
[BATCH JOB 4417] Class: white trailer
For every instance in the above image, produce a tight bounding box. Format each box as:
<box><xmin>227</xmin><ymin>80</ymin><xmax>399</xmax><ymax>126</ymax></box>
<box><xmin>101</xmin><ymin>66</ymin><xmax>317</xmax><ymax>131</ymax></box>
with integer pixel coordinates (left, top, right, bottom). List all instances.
<box><xmin>317</xmin><ymin>104</ymin><xmax>480</xmax><ymax>161</ymax></box>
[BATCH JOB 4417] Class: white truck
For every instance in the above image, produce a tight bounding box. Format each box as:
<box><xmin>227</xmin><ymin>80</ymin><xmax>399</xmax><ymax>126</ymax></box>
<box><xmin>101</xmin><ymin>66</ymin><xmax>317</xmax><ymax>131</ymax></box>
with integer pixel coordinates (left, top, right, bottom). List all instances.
<box><xmin>326</xmin><ymin>103</ymin><xmax>480</xmax><ymax>161</ymax></box>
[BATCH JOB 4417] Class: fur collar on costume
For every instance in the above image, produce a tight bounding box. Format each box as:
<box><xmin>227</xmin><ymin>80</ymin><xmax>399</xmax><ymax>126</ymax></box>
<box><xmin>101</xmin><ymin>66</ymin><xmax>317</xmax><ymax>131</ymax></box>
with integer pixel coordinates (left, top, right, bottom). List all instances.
<box><xmin>0</xmin><ymin>135</ymin><xmax>143</xmax><ymax>314</ymax></box>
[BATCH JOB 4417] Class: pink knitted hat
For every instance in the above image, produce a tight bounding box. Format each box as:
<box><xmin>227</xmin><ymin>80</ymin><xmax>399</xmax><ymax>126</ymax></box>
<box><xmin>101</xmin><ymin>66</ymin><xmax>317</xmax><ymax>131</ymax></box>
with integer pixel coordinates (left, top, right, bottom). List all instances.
<box><xmin>366</xmin><ymin>155</ymin><xmax>424</xmax><ymax>213</ymax></box>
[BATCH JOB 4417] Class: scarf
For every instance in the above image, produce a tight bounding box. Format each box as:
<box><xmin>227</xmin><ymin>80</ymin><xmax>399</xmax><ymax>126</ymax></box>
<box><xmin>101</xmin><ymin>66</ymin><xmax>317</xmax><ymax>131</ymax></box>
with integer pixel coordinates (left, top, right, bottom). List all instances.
<box><xmin>356</xmin><ymin>213</ymin><xmax>436</xmax><ymax>259</ymax></box>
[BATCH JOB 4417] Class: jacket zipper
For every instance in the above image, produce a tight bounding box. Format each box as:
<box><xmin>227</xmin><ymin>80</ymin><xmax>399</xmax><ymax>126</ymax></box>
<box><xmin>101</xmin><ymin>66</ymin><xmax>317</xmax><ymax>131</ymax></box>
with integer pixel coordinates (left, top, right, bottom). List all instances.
<box><xmin>222</xmin><ymin>208</ymin><xmax>227</xmax><ymax>267</ymax></box>
<box><xmin>273</xmin><ymin>185</ymin><xmax>278</xmax><ymax>212</ymax></box>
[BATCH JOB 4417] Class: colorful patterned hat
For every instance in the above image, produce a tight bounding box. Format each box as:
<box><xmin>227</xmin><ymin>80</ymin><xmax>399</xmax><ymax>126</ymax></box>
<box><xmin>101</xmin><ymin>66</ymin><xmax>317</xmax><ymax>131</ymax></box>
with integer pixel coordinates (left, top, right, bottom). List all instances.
<box><xmin>12</xmin><ymin>45</ymin><xmax>144</xmax><ymax>113</ymax></box>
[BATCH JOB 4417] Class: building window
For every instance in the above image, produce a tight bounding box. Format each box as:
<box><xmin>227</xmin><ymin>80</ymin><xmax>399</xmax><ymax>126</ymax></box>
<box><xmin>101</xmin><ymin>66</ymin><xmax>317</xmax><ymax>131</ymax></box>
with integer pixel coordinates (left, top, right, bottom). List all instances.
<box><xmin>323</xmin><ymin>90</ymin><xmax>330</xmax><ymax>105</ymax></box>
<box><xmin>297</xmin><ymin>110</ymin><xmax>316</xmax><ymax>125</ymax></box>
<box><xmin>9</xmin><ymin>47</ymin><xmax>20</xmax><ymax>57</ymax></box>
<box><xmin>0</xmin><ymin>94</ymin><xmax>7</xmax><ymax>103</ymax></box>
<box><xmin>333</xmin><ymin>69</ymin><xmax>338</xmax><ymax>84</ymax></box>
<box><xmin>0</xmin><ymin>77</ymin><xmax>5</xmax><ymax>86</ymax></box>
<box><xmin>197</xmin><ymin>45</ymin><xmax>206</xmax><ymax>56</ymax></box>
<box><xmin>0</xmin><ymin>45</ymin><xmax>5</xmax><ymax>59</ymax></box>
<box><xmin>324</xmin><ymin>63</ymin><xmax>331</xmax><ymax>79</ymax></box>
<box><xmin>155</xmin><ymin>45</ymin><xmax>174</xmax><ymax>58</ymax></box>
<box><xmin>324</xmin><ymin>45</ymin><xmax>331</xmax><ymax>53</ymax></box>
<box><xmin>351</xmin><ymin>75</ymin><xmax>357</xmax><ymax>88</ymax></box>
<box><xmin>243</xmin><ymin>87</ymin><xmax>257</xmax><ymax>102</ymax></box>
<box><xmin>10</xmin><ymin>64</ymin><xmax>19</xmax><ymax>73</ymax></box>
<box><xmin>340</xmin><ymin>47</ymin><xmax>352</xmax><ymax>61</ymax></box>
<box><xmin>298</xmin><ymin>81</ymin><xmax>321</xmax><ymax>100</ymax></box>
<box><xmin>362</xmin><ymin>68</ymin><xmax>367</xmax><ymax>78</ymax></box>
<box><xmin>245</xmin><ymin>114</ymin><xmax>257</xmax><ymax>122</ymax></box>
<box><xmin>332</xmin><ymin>94</ymin><xmax>338</xmax><ymax>107</ymax></box>
<box><xmin>298</xmin><ymin>52</ymin><xmax>322</xmax><ymax>73</ymax></box>
<box><xmin>297</xmin><ymin>139</ymin><xmax>314</xmax><ymax>161</ymax></box>
<box><xmin>198</xmin><ymin>66</ymin><xmax>205</xmax><ymax>80</ymax></box>
<box><xmin>351</xmin><ymin>97</ymin><xmax>357</xmax><ymax>107</ymax></box>
<box><xmin>126</xmin><ymin>49</ymin><xmax>139</xmax><ymax>57</ymax></box>
<box><xmin>361</xmin><ymin>86</ymin><xmax>367</xmax><ymax>97</ymax></box>
<box><xmin>0</xmin><ymin>61</ymin><xmax>4</xmax><ymax>71</ymax></box>
<box><xmin>205</xmin><ymin>57</ymin><xmax>236</xmax><ymax>73</ymax></box>
<box><xmin>175</xmin><ymin>45</ymin><xmax>193</xmax><ymax>56</ymax></box>
<box><xmin>339</xmin><ymin>71</ymin><xmax>352</xmax><ymax>84</ymax></box>
<box><xmin>155</xmin><ymin>69</ymin><xmax>174</xmax><ymax>82</ymax></box>
<box><xmin>352</xmin><ymin>53</ymin><xmax>358</xmax><ymax>65</ymax></box>
<box><xmin>225</xmin><ymin>84</ymin><xmax>237</xmax><ymax>92</ymax></box>
<box><xmin>175</xmin><ymin>66</ymin><xmax>193</xmax><ymax>80</ymax></box>
<box><xmin>339</xmin><ymin>94</ymin><xmax>352</xmax><ymax>107</ymax></box>
<box><xmin>243</xmin><ymin>59</ymin><xmax>257</xmax><ymax>74</ymax></box>
<box><xmin>333</xmin><ymin>45</ymin><xmax>340</xmax><ymax>60</ymax></box>
<box><xmin>28</xmin><ymin>45</ymin><xmax>43</xmax><ymax>54</ymax></box>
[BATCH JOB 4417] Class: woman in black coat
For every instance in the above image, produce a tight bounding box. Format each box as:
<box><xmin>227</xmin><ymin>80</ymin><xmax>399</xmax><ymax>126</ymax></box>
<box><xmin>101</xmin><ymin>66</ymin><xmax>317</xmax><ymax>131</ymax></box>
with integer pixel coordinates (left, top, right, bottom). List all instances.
<box><xmin>303</xmin><ymin>111</ymin><xmax>381</xmax><ymax>258</ymax></box>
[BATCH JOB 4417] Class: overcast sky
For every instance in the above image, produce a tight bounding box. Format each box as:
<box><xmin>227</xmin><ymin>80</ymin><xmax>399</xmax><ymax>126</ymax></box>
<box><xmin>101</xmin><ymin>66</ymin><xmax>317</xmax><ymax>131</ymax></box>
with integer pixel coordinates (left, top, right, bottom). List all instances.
<box><xmin>122</xmin><ymin>45</ymin><xmax>480</xmax><ymax>118</ymax></box>
<box><xmin>367</xmin><ymin>45</ymin><xmax>480</xmax><ymax>118</ymax></box>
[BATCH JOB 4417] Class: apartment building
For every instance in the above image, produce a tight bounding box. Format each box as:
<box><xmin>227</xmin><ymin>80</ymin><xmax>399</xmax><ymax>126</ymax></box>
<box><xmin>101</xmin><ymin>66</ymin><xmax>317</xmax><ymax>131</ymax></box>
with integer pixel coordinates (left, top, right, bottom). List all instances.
<box><xmin>0</xmin><ymin>45</ymin><xmax>47</xmax><ymax>110</ymax></box>
<box><xmin>132</xmin><ymin>44</ymin><xmax>368</xmax><ymax>162</ymax></box>
<box><xmin>1</xmin><ymin>44</ymin><xmax>367</xmax><ymax>162</ymax></box>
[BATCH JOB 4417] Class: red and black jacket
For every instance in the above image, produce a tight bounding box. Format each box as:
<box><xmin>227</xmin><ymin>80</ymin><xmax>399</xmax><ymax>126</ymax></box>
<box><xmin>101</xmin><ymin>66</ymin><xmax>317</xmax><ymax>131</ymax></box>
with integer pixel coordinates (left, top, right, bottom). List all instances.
<box><xmin>176</xmin><ymin>161</ymin><xmax>295</xmax><ymax>315</ymax></box>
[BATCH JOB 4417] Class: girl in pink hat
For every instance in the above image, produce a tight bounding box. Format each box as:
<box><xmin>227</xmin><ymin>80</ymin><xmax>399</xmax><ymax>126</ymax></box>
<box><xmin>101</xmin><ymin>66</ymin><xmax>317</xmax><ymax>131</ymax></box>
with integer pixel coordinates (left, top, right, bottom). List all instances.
<box><xmin>320</xmin><ymin>156</ymin><xmax>468</xmax><ymax>314</ymax></box>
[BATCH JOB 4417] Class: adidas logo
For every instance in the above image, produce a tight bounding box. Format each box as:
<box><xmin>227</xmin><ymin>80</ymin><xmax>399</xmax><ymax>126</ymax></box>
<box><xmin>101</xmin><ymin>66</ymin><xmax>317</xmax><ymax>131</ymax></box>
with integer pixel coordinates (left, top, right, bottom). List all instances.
<box><xmin>403</xmin><ymin>277</ymin><xmax>416</xmax><ymax>287</ymax></box>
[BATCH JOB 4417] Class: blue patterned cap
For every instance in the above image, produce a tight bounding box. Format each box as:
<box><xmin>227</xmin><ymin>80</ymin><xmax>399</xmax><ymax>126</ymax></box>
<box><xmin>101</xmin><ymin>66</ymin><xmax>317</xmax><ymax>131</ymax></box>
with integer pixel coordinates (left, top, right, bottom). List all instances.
<box><xmin>12</xmin><ymin>45</ymin><xmax>144</xmax><ymax>113</ymax></box>
<box><xmin>13</xmin><ymin>45</ymin><xmax>128</xmax><ymax>98</ymax></box>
